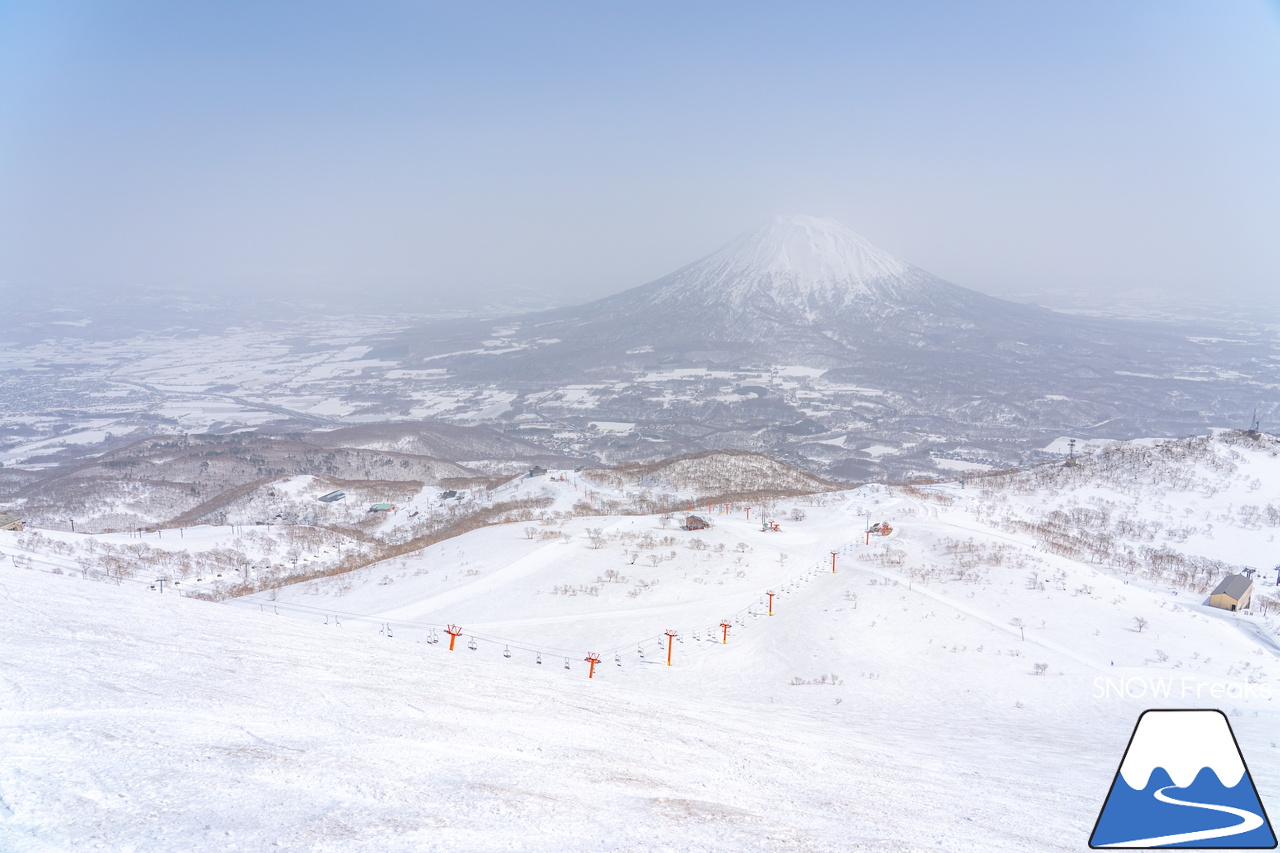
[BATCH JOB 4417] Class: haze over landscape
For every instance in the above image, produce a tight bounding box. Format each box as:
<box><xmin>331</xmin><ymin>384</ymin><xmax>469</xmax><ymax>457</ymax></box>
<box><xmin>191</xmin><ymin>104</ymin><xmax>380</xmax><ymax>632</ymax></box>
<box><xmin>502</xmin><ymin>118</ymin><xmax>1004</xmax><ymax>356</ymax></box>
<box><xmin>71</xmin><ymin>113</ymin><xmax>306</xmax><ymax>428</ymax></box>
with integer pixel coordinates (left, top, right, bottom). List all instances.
<box><xmin>2</xmin><ymin>3</ymin><xmax>1279</xmax><ymax>852</ymax></box>
<box><xmin>2</xmin><ymin>1</ymin><xmax>1279</xmax><ymax>316</ymax></box>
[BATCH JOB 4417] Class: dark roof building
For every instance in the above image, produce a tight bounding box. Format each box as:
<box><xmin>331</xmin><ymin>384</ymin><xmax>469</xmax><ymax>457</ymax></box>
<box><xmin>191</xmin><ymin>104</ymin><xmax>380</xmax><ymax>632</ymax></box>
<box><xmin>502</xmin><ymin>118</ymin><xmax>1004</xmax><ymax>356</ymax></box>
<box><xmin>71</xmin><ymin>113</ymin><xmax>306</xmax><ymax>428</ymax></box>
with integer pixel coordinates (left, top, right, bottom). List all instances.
<box><xmin>1209</xmin><ymin>574</ymin><xmax>1254</xmax><ymax>612</ymax></box>
<box><xmin>684</xmin><ymin>515</ymin><xmax>710</xmax><ymax>531</ymax></box>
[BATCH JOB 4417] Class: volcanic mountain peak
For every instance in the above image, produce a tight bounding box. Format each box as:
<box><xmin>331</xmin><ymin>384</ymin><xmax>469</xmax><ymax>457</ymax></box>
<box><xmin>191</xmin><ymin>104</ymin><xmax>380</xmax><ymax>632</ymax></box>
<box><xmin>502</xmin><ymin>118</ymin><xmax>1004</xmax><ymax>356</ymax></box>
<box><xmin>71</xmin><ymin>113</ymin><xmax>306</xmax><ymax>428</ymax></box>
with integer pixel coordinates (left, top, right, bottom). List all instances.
<box><xmin>655</xmin><ymin>214</ymin><xmax>920</xmax><ymax>309</ymax></box>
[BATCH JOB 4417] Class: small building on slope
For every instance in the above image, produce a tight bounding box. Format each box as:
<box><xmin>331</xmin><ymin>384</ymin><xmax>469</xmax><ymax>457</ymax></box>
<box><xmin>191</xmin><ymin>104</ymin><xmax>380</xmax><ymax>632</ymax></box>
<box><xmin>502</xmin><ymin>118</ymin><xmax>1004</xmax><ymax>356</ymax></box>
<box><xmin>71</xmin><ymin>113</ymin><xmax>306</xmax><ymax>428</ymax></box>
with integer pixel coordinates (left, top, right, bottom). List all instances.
<box><xmin>1209</xmin><ymin>574</ymin><xmax>1253</xmax><ymax>612</ymax></box>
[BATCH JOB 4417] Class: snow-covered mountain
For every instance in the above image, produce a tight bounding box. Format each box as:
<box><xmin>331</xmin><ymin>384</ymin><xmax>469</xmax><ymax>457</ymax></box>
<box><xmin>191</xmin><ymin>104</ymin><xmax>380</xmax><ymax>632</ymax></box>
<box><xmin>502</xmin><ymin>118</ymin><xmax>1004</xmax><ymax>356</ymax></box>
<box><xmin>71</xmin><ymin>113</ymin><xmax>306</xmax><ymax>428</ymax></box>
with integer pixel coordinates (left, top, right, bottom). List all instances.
<box><xmin>603</xmin><ymin>214</ymin><xmax>1009</xmax><ymax>326</ymax></box>
<box><xmin>365</xmin><ymin>215</ymin><xmax>1275</xmax><ymax>479</ymax></box>
<box><xmin>462</xmin><ymin>213</ymin><xmax>1042</xmax><ymax>366</ymax></box>
<box><xmin>635</xmin><ymin>214</ymin><xmax>930</xmax><ymax>312</ymax></box>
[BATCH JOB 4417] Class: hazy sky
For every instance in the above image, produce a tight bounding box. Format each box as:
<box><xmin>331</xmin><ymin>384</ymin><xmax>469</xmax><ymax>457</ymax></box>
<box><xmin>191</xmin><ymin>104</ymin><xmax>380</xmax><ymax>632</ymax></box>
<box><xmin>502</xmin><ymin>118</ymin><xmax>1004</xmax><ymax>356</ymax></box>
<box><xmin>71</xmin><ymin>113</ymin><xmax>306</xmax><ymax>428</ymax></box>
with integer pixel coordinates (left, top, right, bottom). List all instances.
<box><xmin>2</xmin><ymin>1</ymin><xmax>1278</xmax><ymax>311</ymax></box>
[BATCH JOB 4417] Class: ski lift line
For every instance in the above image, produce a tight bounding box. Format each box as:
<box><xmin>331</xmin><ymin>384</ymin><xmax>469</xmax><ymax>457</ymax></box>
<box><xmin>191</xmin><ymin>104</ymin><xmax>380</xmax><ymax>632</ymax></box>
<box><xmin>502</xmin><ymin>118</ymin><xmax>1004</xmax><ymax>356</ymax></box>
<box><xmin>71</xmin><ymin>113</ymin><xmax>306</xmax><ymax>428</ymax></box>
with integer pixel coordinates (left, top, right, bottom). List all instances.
<box><xmin>222</xmin><ymin>534</ymin><xmax>871</xmax><ymax>664</ymax></box>
<box><xmin>223</xmin><ymin>595</ymin><xmax>675</xmax><ymax>659</ymax></box>
<box><xmin>7</xmin><ymin>554</ymin><xmax>185</xmax><ymax>592</ymax></box>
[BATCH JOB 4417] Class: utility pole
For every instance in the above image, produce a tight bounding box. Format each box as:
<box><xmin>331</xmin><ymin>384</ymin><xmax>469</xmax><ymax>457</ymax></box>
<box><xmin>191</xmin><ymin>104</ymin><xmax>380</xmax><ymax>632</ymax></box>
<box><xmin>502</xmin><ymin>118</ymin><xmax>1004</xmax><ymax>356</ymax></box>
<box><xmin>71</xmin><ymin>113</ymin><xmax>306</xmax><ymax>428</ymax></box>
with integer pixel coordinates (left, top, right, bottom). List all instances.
<box><xmin>720</xmin><ymin>620</ymin><xmax>732</xmax><ymax>644</ymax></box>
<box><xmin>445</xmin><ymin>624</ymin><xmax>463</xmax><ymax>651</ymax></box>
<box><xmin>584</xmin><ymin>653</ymin><xmax>601</xmax><ymax>678</ymax></box>
<box><xmin>831</xmin><ymin>550</ymin><xmax>837</xmax><ymax>573</ymax></box>
<box><xmin>665</xmin><ymin>629</ymin><xmax>678</xmax><ymax>666</ymax></box>
<box><xmin>766</xmin><ymin>590</ymin><xmax>775</xmax><ymax>616</ymax></box>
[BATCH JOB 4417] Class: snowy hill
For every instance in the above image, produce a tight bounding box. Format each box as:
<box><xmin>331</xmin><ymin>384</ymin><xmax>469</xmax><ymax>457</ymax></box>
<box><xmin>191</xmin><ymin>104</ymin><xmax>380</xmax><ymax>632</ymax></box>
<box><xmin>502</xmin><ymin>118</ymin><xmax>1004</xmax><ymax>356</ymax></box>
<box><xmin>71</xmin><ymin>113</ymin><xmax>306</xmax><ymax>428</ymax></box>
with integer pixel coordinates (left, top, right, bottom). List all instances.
<box><xmin>4</xmin><ymin>433</ymin><xmax>1279</xmax><ymax>851</ymax></box>
<box><xmin>969</xmin><ymin>429</ymin><xmax>1280</xmax><ymax>594</ymax></box>
<box><xmin>2</xmin><ymin>423</ymin><xmax>577</xmax><ymax>534</ymax></box>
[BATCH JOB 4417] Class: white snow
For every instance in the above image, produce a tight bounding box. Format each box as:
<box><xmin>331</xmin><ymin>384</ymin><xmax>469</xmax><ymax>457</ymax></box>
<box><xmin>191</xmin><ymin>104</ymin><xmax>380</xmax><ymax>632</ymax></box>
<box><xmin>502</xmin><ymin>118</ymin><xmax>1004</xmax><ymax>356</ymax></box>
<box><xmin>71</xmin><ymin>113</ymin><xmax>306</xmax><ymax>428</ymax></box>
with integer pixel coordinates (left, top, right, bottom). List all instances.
<box><xmin>588</xmin><ymin>421</ymin><xmax>635</xmax><ymax>434</ymax></box>
<box><xmin>4</xmin><ymin>435</ymin><xmax>1280</xmax><ymax>851</ymax></box>
<box><xmin>673</xmin><ymin>215</ymin><xmax>913</xmax><ymax>306</ymax></box>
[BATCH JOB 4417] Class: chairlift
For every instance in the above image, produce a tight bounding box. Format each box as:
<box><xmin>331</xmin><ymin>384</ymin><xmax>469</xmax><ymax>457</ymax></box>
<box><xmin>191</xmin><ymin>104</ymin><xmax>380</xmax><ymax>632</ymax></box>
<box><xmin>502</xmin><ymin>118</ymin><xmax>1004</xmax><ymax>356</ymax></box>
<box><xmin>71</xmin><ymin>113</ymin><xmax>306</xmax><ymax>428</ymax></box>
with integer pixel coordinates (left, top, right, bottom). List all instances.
<box><xmin>467</xmin><ymin>637</ymin><xmax>477</xmax><ymax>651</ymax></box>
<box><xmin>637</xmin><ymin>644</ymin><xmax>645</xmax><ymax>659</ymax></box>
<box><xmin>563</xmin><ymin>658</ymin><xmax>570</xmax><ymax>670</ymax></box>
<box><xmin>615</xmin><ymin>653</ymin><xmax>622</xmax><ymax>667</ymax></box>
<box><xmin>386</xmin><ymin>625</ymin><xmax>393</xmax><ymax>638</ymax></box>
<box><xmin>536</xmin><ymin>652</ymin><xmax>542</xmax><ymax>665</ymax></box>
<box><xmin>503</xmin><ymin>646</ymin><xmax>511</xmax><ymax>659</ymax></box>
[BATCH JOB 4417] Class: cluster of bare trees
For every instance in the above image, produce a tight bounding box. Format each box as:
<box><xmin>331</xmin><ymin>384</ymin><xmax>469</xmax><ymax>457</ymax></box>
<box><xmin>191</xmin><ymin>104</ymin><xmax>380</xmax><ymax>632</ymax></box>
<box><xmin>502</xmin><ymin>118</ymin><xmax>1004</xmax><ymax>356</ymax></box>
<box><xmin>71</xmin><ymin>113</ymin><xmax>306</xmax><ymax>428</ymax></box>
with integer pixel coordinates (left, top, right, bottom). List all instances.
<box><xmin>582</xmin><ymin>449</ymin><xmax>835</xmax><ymax>497</ymax></box>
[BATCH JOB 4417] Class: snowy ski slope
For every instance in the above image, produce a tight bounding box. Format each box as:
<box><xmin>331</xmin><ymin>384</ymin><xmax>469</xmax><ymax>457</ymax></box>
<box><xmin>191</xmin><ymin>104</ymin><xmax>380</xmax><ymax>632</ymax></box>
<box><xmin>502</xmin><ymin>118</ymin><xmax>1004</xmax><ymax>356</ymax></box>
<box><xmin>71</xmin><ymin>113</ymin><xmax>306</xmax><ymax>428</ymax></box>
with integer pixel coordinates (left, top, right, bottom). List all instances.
<box><xmin>2</xmin><ymin>435</ymin><xmax>1279</xmax><ymax>851</ymax></box>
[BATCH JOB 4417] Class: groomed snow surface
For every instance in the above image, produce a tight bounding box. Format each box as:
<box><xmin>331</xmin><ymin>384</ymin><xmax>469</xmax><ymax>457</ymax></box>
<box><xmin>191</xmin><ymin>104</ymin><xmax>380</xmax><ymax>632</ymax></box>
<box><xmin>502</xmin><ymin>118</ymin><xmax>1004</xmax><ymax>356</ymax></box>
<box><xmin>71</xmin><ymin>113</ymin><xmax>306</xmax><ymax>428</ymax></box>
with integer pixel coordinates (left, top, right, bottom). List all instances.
<box><xmin>3</xmin><ymin>470</ymin><xmax>1279</xmax><ymax>851</ymax></box>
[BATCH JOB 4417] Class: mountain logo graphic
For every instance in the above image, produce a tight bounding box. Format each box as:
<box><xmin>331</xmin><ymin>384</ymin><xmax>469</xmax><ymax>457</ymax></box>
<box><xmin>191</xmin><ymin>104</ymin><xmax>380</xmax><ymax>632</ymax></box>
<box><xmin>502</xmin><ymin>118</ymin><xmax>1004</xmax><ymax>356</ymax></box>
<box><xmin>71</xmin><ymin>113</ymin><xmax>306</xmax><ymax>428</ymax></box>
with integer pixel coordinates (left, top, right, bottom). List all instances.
<box><xmin>1090</xmin><ymin>709</ymin><xmax>1277</xmax><ymax>848</ymax></box>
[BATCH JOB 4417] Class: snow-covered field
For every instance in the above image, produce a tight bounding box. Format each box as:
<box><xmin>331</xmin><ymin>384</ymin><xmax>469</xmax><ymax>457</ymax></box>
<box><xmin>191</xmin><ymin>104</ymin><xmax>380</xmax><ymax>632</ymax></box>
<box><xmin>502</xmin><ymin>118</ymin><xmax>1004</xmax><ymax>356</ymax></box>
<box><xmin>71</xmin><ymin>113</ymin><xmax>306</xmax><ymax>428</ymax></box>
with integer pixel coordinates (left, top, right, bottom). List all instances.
<box><xmin>3</xmin><ymin>435</ymin><xmax>1279</xmax><ymax>851</ymax></box>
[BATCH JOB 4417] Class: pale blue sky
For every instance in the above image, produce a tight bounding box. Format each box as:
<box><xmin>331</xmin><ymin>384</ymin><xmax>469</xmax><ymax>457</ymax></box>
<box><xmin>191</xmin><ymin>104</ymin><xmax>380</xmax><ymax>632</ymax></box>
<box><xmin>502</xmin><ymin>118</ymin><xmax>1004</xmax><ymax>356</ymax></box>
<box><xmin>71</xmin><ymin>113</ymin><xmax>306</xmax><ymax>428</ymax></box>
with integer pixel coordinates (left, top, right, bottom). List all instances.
<box><xmin>1</xmin><ymin>1</ymin><xmax>1277</xmax><ymax>310</ymax></box>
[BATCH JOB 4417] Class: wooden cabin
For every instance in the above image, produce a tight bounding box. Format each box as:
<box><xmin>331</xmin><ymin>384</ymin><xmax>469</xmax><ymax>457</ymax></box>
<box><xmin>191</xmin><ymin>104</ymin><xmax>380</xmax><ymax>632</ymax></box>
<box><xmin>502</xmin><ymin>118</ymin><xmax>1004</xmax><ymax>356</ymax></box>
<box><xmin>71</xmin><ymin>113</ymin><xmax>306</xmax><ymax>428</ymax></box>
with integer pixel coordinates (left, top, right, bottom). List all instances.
<box><xmin>684</xmin><ymin>515</ymin><xmax>710</xmax><ymax>531</ymax></box>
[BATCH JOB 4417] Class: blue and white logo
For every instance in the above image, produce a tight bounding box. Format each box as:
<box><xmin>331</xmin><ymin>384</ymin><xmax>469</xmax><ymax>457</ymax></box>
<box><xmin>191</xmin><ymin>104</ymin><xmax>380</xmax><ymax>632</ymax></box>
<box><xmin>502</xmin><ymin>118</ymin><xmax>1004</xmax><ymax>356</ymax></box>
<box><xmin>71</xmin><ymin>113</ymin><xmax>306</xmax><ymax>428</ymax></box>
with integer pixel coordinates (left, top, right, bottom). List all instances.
<box><xmin>1091</xmin><ymin>709</ymin><xmax>1276</xmax><ymax>848</ymax></box>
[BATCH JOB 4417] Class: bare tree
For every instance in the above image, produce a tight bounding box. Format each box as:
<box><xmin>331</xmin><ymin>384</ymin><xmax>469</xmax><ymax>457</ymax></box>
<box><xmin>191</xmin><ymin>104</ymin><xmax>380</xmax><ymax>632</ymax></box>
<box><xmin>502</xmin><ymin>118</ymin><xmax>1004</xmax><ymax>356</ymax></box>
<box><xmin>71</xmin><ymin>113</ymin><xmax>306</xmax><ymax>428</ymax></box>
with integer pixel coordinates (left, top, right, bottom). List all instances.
<box><xmin>1133</xmin><ymin>616</ymin><xmax>1149</xmax><ymax>633</ymax></box>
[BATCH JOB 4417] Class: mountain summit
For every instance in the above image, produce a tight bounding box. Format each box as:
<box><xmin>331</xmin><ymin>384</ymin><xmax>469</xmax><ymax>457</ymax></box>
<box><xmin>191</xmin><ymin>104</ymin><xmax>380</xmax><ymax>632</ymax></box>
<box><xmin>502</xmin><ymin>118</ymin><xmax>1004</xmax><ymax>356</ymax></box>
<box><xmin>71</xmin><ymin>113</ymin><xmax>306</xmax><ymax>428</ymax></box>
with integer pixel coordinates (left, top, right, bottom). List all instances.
<box><xmin>663</xmin><ymin>214</ymin><xmax>914</xmax><ymax>307</ymax></box>
<box><xmin>402</xmin><ymin>213</ymin><xmax>1057</xmax><ymax>374</ymax></box>
<box><xmin>584</xmin><ymin>213</ymin><xmax>1025</xmax><ymax>339</ymax></box>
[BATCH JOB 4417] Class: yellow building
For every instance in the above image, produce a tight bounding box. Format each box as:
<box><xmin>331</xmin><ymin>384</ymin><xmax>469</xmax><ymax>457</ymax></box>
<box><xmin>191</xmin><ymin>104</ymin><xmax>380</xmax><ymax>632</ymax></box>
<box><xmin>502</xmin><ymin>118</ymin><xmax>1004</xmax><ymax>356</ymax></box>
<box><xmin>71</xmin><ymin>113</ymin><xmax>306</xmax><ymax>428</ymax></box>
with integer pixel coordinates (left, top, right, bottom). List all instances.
<box><xmin>1209</xmin><ymin>574</ymin><xmax>1253</xmax><ymax>612</ymax></box>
